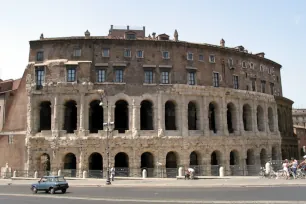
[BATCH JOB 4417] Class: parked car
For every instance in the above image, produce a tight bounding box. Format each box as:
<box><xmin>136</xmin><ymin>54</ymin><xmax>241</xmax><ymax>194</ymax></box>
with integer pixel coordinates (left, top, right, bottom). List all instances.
<box><xmin>30</xmin><ymin>176</ymin><xmax>69</xmax><ymax>194</ymax></box>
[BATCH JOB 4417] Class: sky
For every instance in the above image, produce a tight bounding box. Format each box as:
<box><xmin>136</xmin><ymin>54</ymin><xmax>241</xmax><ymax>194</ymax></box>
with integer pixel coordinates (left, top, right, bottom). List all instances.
<box><xmin>0</xmin><ymin>0</ymin><xmax>305</xmax><ymax>108</ymax></box>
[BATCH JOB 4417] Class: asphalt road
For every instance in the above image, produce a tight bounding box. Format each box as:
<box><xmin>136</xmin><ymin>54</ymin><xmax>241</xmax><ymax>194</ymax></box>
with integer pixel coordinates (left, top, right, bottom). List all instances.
<box><xmin>0</xmin><ymin>185</ymin><xmax>306</xmax><ymax>204</ymax></box>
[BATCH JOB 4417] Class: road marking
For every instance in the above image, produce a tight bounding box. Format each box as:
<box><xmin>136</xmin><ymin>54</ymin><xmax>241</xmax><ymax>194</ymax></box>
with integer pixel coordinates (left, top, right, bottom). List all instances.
<box><xmin>0</xmin><ymin>193</ymin><xmax>304</xmax><ymax>203</ymax></box>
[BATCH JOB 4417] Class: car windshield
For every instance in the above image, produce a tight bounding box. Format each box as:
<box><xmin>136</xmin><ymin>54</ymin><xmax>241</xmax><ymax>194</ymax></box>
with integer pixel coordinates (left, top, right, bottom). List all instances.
<box><xmin>56</xmin><ymin>177</ymin><xmax>66</xmax><ymax>182</ymax></box>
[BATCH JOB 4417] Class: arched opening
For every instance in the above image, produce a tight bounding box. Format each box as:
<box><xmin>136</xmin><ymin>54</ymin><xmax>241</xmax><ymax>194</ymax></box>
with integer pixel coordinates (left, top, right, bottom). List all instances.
<box><xmin>257</xmin><ymin>105</ymin><xmax>265</xmax><ymax>132</ymax></box>
<box><xmin>281</xmin><ymin>148</ymin><xmax>287</xmax><ymax>160</ymax></box>
<box><xmin>260</xmin><ymin>149</ymin><xmax>267</xmax><ymax>167</ymax></box>
<box><xmin>243</xmin><ymin>104</ymin><xmax>252</xmax><ymax>131</ymax></box>
<box><xmin>166</xmin><ymin>151</ymin><xmax>177</xmax><ymax>178</ymax></box>
<box><xmin>188</xmin><ymin>102</ymin><xmax>198</xmax><ymax>130</ymax></box>
<box><xmin>115</xmin><ymin>152</ymin><xmax>129</xmax><ymax>177</ymax></box>
<box><xmin>230</xmin><ymin>150</ymin><xmax>240</xmax><ymax>176</ymax></box>
<box><xmin>165</xmin><ymin>101</ymin><xmax>177</xmax><ymax>130</ymax></box>
<box><xmin>209</xmin><ymin>102</ymin><xmax>217</xmax><ymax>133</ymax></box>
<box><xmin>115</xmin><ymin>100</ymin><xmax>129</xmax><ymax>133</ymax></box>
<box><xmin>140</xmin><ymin>100</ymin><xmax>153</xmax><ymax>130</ymax></box>
<box><xmin>39</xmin><ymin>101</ymin><xmax>51</xmax><ymax>131</ymax></box>
<box><xmin>88</xmin><ymin>152</ymin><xmax>103</xmax><ymax>178</ymax></box>
<box><xmin>141</xmin><ymin>152</ymin><xmax>154</xmax><ymax>177</ymax></box>
<box><xmin>277</xmin><ymin>108</ymin><xmax>282</xmax><ymax>132</ymax></box>
<box><xmin>63</xmin><ymin>153</ymin><xmax>77</xmax><ymax>177</ymax></box>
<box><xmin>211</xmin><ymin>151</ymin><xmax>221</xmax><ymax>176</ymax></box>
<box><xmin>37</xmin><ymin>153</ymin><xmax>51</xmax><ymax>176</ymax></box>
<box><xmin>63</xmin><ymin>100</ymin><xmax>77</xmax><ymax>133</ymax></box>
<box><xmin>246</xmin><ymin>149</ymin><xmax>256</xmax><ymax>176</ymax></box>
<box><xmin>268</xmin><ymin>107</ymin><xmax>274</xmax><ymax>132</ymax></box>
<box><xmin>227</xmin><ymin>103</ymin><xmax>236</xmax><ymax>133</ymax></box>
<box><xmin>272</xmin><ymin>146</ymin><xmax>277</xmax><ymax>160</ymax></box>
<box><xmin>189</xmin><ymin>151</ymin><xmax>198</xmax><ymax>166</ymax></box>
<box><xmin>89</xmin><ymin>100</ymin><xmax>104</xmax><ymax>133</ymax></box>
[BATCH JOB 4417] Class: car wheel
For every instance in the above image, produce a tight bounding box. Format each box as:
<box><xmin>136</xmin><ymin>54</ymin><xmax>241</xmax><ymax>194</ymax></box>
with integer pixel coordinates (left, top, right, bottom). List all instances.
<box><xmin>32</xmin><ymin>187</ymin><xmax>37</xmax><ymax>194</ymax></box>
<box><xmin>50</xmin><ymin>188</ymin><xmax>55</xmax><ymax>194</ymax></box>
<box><xmin>62</xmin><ymin>189</ymin><xmax>66</xmax><ymax>194</ymax></box>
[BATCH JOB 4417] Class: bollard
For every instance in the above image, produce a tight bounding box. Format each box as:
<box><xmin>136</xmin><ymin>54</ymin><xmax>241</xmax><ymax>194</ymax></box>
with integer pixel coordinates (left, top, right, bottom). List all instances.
<box><xmin>83</xmin><ymin>171</ymin><xmax>87</xmax><ymax>179</ymax></box>
<box><xmin>58</xmin><ymin>170</ymin><xmax>61</xmax><ymax>176</ymax></box>
<box><xmin>13</xmin><ymin>171</ymin><xmax>17</xmax><ymax>178</ymax></box>
<box><xmin>178</xmin><ymin>167</ymin><xmax>183</xmax><ymax>177</ymax></box>
<box><xmin>34</xmin><ymin>171</ymin><xmax>38</xmax><ymax>179</ymax></box>
<box><xmin>142</xmin><ymin>169</ymin><xmax>147</xmax><ymax>178</ymax></box>
<box><xmin>219</xmin><ymin>166</ymin><xmax>224</xmax><ymax>177</ymax></box>
<box><xmin>265</xmin><ymin>162</ymin><xmax>271</xmax><ymax>175</ymax></box>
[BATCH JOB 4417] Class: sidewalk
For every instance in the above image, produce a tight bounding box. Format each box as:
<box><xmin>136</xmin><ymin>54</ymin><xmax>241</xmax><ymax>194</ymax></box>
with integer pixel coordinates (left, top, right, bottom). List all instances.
<box><xmin>1</xmin><ymin>177</ymin><xmax>306</xmax><ymax>188</ymax></box>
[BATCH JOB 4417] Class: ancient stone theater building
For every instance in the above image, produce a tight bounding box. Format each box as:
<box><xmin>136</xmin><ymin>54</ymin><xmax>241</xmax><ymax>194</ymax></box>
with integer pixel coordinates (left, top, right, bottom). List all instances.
<box><xmin>0</xmin><ymin>25</ymin><xmax>298</xmax><ymax>177</ymax></box>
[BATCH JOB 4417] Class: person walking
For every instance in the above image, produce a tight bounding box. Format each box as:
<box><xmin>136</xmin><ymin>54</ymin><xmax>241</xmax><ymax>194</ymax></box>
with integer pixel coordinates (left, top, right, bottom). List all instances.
<box><xmin>282</xmin><ymin>159</ymin><xmax>289</xmax><ymax>180</ymax></box>
<box><xmin>290</xmin><ymin>157</ymin><xmax>298</xmax><ymax>179</ymax></box>
<box><xmin>110</xmin><ymin>166</ymin><xmax>115</xmax><ymax>181</ymax></box>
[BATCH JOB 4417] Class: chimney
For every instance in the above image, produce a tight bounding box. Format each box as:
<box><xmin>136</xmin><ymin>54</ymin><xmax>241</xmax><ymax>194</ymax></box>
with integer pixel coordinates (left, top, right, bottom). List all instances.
<box><xmin>152</xmin><ymin>32</ymin><xmax>156</xmax><ymax>39</ymax></box>
<box><xmin>143</xmin><ymin>26</ymin><xmax>145</xmax><ymax>35</ymax></box>
<box><xmin>40</xmin><ymin>33</ymin><xmax>44</xmax><ymax>40</ymax></box>
<box><xmin>84</xmin><ymin>30</ymin><xmax>90</xmax><ymax>39</ymax></box>
<box><xmin>174</xmin><ymin>29</ymin><xmax>178</xmax><ymax>41</ymax></box>
<box><xmin>256</xmin><ymin>52</ymin><xmax>265</xmax><ymax>58</ymax></box>
<box><xmin>127</xmin><ymin>25</ymin><xmax>130</xmax><ymax>30</ymax></box>
<box><xmin>220</xmin><ymin>38</ymin><xmax>225</xmax><ymax>47</ymax></box>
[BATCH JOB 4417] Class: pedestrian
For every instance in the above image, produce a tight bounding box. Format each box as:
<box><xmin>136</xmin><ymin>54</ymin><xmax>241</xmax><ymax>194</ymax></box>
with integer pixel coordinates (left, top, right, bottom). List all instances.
<box><xmin>282</xmin><ymin>159</ymin><xmax>289</xmax><ymax>180</ymax></box>
<box><xmin>188</xmin><ymin>167</ymin><xmax>195</xmax><ymax>179</ymax></box>
<box><xmin>290</xmin><ymin>157</ymin><xmax>298</xmax><ymax>179</ymax></box>
<box><xmin>110</xmin><ymin>166</ymin><xmax>115</xmax><ymax>181</ymax></box>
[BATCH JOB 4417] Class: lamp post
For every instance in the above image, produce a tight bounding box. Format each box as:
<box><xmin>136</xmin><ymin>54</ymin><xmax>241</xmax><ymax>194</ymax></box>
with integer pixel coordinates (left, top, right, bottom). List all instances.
<box><xmin>97</xmin><ymin>89</ymin><xmax>114</xmax><ymax>185</ymax></box>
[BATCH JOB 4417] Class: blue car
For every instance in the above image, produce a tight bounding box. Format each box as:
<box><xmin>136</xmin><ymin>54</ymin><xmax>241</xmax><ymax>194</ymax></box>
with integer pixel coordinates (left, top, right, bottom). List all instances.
<box><xmin>31</xmin><ymin>176</ymin><xmax>69</xmax><ymax>194</ymax></box>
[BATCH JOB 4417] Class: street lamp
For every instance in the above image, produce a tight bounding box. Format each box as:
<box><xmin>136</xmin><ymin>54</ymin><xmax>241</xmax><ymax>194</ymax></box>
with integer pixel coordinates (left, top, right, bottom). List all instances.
<box><xmin>97</xmin><ymin>89</ymin><xmax>114</xmax><ymax>185</ymax></box>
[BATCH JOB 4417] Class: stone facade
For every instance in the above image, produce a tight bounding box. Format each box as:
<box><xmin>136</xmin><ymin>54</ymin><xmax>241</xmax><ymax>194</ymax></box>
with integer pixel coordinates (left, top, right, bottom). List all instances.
<box><xmin>0</xmin><ymin>25</ymin><xmax>296</xmax><ymax>177</ymax></box>
<box><xmin>293</xmin><ymin>109</ymin><xmax>306</xmax><ymax>159</ymax></box>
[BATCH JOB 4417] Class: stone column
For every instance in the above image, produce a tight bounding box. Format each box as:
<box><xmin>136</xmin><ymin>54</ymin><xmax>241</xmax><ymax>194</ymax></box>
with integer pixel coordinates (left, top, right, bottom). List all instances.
<box><xmin>203</xmin><ymin>96</ymin><xmax>210</xmax><ymax>136</ymax></box>
<box><xmin>181</xmin><ymin>95</ymin><xmax>188</xmax><ymax>137</ymax></box>
<box><xmin>79</xmin><ymin>94</ymin><xmax>85</xmax><ymax>132</ymax></box>
<box><xmin>264</xmin><ymin>103</ymin><xmax>269</xmax><ymax>135</ymax></box>
<box><xmin>221</xmin><ymin>97</ymin><xmax>228</xmax><ymax>136</ymax></box>
<box><xmin>252</xmin><ymin>101</ymin><xmax>258</xmax><ymax>133</ymax></box>
<box><xmin>26</xmin><ymin>93</ymin><xmax>34</xmax><ymax>135</ymax></box>
<box><xmin>78</xmin><ymin>151</ymin><xmax>84</xmax><ymax>178</ymax></box>
<box><xmin>132</xmin><ymin>101</ymin><xmax>140</xmax><ymax>138</ymax></box>
<box><xmin>157</xmin><ymin>92</ymin><xmax>164</xmax><ymax>137</ymax></box>
<box><xmin>199</xmin><ymin>96</ymin><xmax>205</xmax><ymax>132</ymax></box>
<box><xmin>273</xmin><ymin>105</ymin><xmax>279</xmax><ymax>134</ymax></box>
<box><xmin>238</xmin><ymin>98</ymin><xmax>245</xmax><ymax>136</ymax></box>
<box><xmin>52</xmin><ymin>94</ymin><xmax>59</xmax><ymax>137</ymax></box>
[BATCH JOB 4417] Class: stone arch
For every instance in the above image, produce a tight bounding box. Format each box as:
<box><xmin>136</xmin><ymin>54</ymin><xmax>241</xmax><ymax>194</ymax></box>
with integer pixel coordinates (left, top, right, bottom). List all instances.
<box><xmin>63</xmin><ymin>153</ymin><xmax>77</xmax><ymax>177</ymax></box>
<box><xmin>211</xmin><ymin>150</ymin><xmax>222</xmax><ymax>176</ymax></box>
<box><xmin>39</xmin><ymin>101</ymin><xmax>51</xmax><ymax>132</ymax></box>
<box><xmin>272</xmin><ymin>146</ymin><xmax>278</xmax><ymax>160</ymax></box>
<box><xmin>189</xmin><ymin>151</ymin><xmax>200</xmax><ymax>166</ymax></box>
<box><xmin>88</xmin><ymin>152</ymin><xmax>103</xmax><ymax>170</ymax></box>
<box><xmin>188</xmin><ymin>101</ymin><xmax>199</xmax><ymax>130</ymax></box>
<box><xmin>209</xmin><ymin>101</ymin><xmax>219</xmax><ymax>133</ymax></box>
<box><xmin>229</xmin><ymin>150</ymin><xmax>239</xmax><ymax>165</ymax></box>
<box><xmin>227</xmin><ymin>102</ymin><xmax>237</xmax><ymax>133</ymax></box>
<box><xmin>257</xmin><ymin>105</ymin><xmax>265</xmax><ymax>132</ymax></box>
<box><xmin>37</xmin><ymin>153</ymin><xmax>51</xmax><ymax>176</ymax></box>
<box><xmin>260</xmin><ymin>148</ymin><xmax>268</xmax><ymax>166</ymax></box>
<box><xmin>268</xmin><ymin>107</ymin><xmax>274</xmax><ymax>132</ymax></box>
<box><xmin>140</xmin><ymin>100</ymin><xmax>154</xmax><ymax>130</ymax></box>
<box><xmin>114</xmin><ymin>152</ymin><xmax>129</xmax><ymax>177</ymax></box>
<box><xmin>115</xmin><ymin>100</ymin><xmax>129</xmax><ymax>133</ymax></box>
<box><xmin>165</xmin><ymin>100</ymin><xmax>177</xmax><ymax>130</ymax></box>
<box><xmin>89</xmin><ymin>100</ymin><xmax>104</xmax><ymax>133</ymax></box>
<box><xmin>166</xmin><ymin>151</ymin><xmax>178</xmax><ymax>178</ymax></box>
<box><xmin>111</xmin><ymin>93</ymin><xmax>133</xmax><ymax>106</ymax></box>
<box><xmin>141</xmin><ymin>152</ymin><xmax>154</xmax><ymax>177</ymax></box>
<box><xmin>243</xmin><ymin>104</ymin><xmax>252</xmax><ymax>131</ymax></box>
<box><xmin>63</xmin><ymin>100</ymin><xmax>77</xmax><ymax>133</ymax></box>
<box><xmin>246</xmin><ymin>149</ymin><xmax>255</xmax><ymax>165</ymax></box>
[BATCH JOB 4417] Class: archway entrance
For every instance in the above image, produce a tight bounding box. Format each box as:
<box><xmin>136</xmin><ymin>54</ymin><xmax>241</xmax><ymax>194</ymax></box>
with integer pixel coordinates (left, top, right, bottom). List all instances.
<box><xmin>211</xmin><ymin>151</ymin><xmax>221</xmax><ymax>176</ymax></box>
<box><xmin>115</xmin><ymin>152</ymin><xmax>129</xmax><ymax>177</ymax></box>
<box><xmin>115</xmin><ymin>100</ymin><xmax>129</xmax><ymax>133</ymax></box>
<box><xmin>260</xmin><ymin>149</ymin><xmax>267</xmax><ymax>167</ymax></box>
<box><xmin>63</xmin><ymin>153</ymin><xmax>77</xmax><ymax>177</ymax></box>
<box><xmin>209</xmin><ymin>102</ymin><xmax>217</xmax><ymax>133</ymax></box>
<box><xmin>166</xmin><ymin>151</ymin><xmax>177</xmax><ymax>178</ymax></box>
<box><xmin>165</xmin><ymin>101</ymin><xmax>177</xmax><ymax>130</ymax></box>
<box><xmin>141</xmin><ymin>152</ymin><xmax>154</xmax><ymax>177</ymax></box>
<box><xmin>37</xmin><ymin>153</ymin><xmax>51</xmax><ymax>177</ymax></box>
<box><xmin>188</xmin><ymin>102</ymin><xmax>198</xmax><ymax>130</ymax></box>
<box><xmin>140</xmin><ymin>100</ymin><xmax>153</xmax><ymax>130</ymax></box>
<box><xmin>39</xmin><ymin>101</ymin><xmax>51</xmax><ymax>131</ymax></box>
<box><xmin>246</xmin><ymin>149</ymin><xmax>256</xmax><ymax>175</ymax></box>
<box><xmin>88</xmin><ymin>152</ymin><xmax>103</xmax><ymax>178</ymax></box>
<box><xmin>89</xmin><ymin>100</ymin><xmax>104</xmax><ymax>133</ymax></box>
<box><xmin>63</xmin><ymin>101</ymin><xmax>77</xmax><ymax>133</ymax></box>
<box><xmin>229</xmin><ymin>150</ymin><xmax>240</xmax><ymax>176</ymax></box>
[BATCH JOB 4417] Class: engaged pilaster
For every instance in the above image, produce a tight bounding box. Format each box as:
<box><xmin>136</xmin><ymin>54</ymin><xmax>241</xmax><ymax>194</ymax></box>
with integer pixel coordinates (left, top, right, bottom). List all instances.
<box><xmin>26</xmin><ymin>93</ymin><xmax>34</xmax><ymax>135</ymax></box>
<box><xmin>157</xmin><ymin>92</ymin><xmax>164</xmax><ymax>137</ymax></box>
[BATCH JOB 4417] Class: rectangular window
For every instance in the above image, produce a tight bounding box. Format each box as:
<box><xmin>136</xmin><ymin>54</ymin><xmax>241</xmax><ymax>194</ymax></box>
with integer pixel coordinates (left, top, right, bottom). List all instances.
<box><xmin>161</xmin><ymin>71</ymin><xmax>169</xmax><ymax>84</ymax></box>
<box><xmin>213</xmin><ymin>72</ymin><xmax>219</xmax><ymax>87</ymax></box>
<box><xmin>233</xmin><ymin>75</ymin><xmax>239</xmax><ymax>89</ymax></box>
<box><xmin>209</xmin><ymin>55</ymin><xmax>215</xmax><ymax>63</ymax></box>
<box><xmin>187</xmin><ymin>52</ymin><xmax>193</xmax><ymax>60</ymax></box>
<box><xmin>124</xmin><ymin>49</ymin><xmax>131</xmax><ymax>57</ymax></box>
<box><xmin>102</xmin><ymin>48</ymin><xmax>110</xmax><ymax>57</ymax></box>
<box><xmin>270</xmin><ymin>82</ymin><xmax>274</xmax><ymax>95</ymax></box>
<box><xmin>67</xmin><ymin>66</ymin><xmax>76</xmax><ymax>82</ymax></box>
<box><xmin>73</xmin><ymin>48</ymin><xmax>81</xmax><ymax>57</ymax></box>
<box><xmin>36</xmin><ymin>51</ymin><xmax>44</xmax><ymax>61</ymax></box>
<box><xmin>261</xmin><ymin>80</ymin><xmax>266</xmax><ymax>93</ymax></box>
<box><xmin>8</xmin><ymin>135</ymin><xmax>13</xmax><ymax>144</ymax></box>
<box><xmin>199</xmin><ymin>54</ymin><xmax>204</xmax><ymax>61</ymax></box>
<box><xmin>144</xmin><ymin>70</ymin><xmax>153</xmax><ymax>84</ymax></box>
<box><xmin>136</xmin><ymin>50</ymin><xmax>144</xmax><ymax>58</ymax></box>
<box><xmin>126</xmin><ymin>34</ymin><xmax>136</xmax><ymax>40</ymax></box>
<box><xmin>242</xmin><ymin>61</ymin><xmax>247</xmax><ymax>68</ymax></box>
<box><xmin>35</xmin><ymin>66</ymin><xmax>45</xmax><ymax>90</ymax></box>
<box><xmin>228</xmin><ymin>58</ymin><xmax>234</xmax><ymax>67</ymax></box>
<box><xmin>162</xmin><ymin>51</ymin><xmax>169</xmax><ymax>59</ymax></box>
<box><xmin>188</xmin><ymin>72</ymin><xmax>196</xmax><ymax>85</ymax></box>
<box><xmin>251</xmin><ymin>78</ymin><xmax>256</xmax><ymax>91</ymax></box>
<box><xmin>115</xmin><ymin>69</ymin><xmax>124</xmax><ymax>83</ymax></box>
<box><xmin>96</xmin><ymin>69</ymin><xmax>106</xmax><ymax>83</ymax></box>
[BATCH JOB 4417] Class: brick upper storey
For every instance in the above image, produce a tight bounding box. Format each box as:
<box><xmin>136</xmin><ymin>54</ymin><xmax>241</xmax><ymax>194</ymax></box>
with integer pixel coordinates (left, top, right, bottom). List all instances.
<box><xmin>27</xmin><ymin>25</ymin><xmax>283</xmax><ymax>96</ymax></box>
